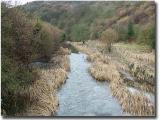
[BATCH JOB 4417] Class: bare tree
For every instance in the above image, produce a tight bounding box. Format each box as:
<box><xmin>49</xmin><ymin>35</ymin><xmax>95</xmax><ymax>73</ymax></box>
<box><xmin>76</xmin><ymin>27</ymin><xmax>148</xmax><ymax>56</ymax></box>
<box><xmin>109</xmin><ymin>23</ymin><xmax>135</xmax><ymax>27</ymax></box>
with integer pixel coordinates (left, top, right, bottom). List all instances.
<box><xmin>101</xmin><ymin>28</ymin><xmax>118</xmax><ymax>53</ymax></box>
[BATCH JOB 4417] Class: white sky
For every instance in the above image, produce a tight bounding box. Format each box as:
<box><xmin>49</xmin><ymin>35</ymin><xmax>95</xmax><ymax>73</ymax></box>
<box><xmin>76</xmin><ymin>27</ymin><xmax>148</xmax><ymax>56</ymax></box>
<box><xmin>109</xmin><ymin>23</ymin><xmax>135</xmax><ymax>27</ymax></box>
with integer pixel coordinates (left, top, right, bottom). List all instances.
<box><xmin>2</xmin><ymin>0</ymin><xmax>105</xmax><ymax>5</ymax></box>
<box><xmin>1</xmin><ymin>0</ymin><xmax>85</xmax><ymax>5</ymax></box>
<box><xmin>2</xmin><ymin>0</ymin><xmax>38</xmax><ymax>5</ymax></box>
<box><xmin>2</xmin><ymin>0</ymin><xmax>145</xmax><ymax>6</ymax></box>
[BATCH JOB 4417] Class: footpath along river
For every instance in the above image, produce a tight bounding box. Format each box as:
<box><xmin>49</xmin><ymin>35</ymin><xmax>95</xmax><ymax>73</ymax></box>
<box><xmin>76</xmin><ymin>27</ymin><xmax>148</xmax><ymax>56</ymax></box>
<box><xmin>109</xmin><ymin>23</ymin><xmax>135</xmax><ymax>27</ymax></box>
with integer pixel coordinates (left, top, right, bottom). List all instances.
<box><xmin>56</xmin><ymin>53</ymin><xmax>128</xmax><ymax>116</ymax></box>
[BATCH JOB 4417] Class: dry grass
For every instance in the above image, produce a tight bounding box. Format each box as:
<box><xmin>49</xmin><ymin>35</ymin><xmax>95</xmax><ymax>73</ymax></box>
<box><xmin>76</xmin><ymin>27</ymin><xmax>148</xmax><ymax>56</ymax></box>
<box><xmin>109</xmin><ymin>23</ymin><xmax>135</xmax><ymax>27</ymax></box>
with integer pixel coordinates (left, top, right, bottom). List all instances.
<box><xmin>57</xmin><ymin>47</ymin><xmax>71</xmax><ymax>55</ymax></box>
<box><xmin>24</xmin><ymin>47</ymin><xmax>70</xmax><ymax>116</ymax></box>
<box><xmin>50</xmin><ymin>55</ymin><xmax>70</xmax><ymax>71</ymax></box>
<box><xmin>129</xmin><ymin>63</ymin><xmax>155</xmax><ymax>85</ymax></box>
<box><xmin>89</xmin><ymin>62</ymin><xmax>119</xmax><ymax>82</ymax></box>
<box><xmin>73</xmin><ymin>42</ymin><xmax>155</xmax><ymax>116</ymax></box>
<box><xmin>113</xmin><ymin>43</ymin><xmax>155</xmax><ymax>93</ymax></box>
<box><xmin>113</xmin><ymin>43</ymin><xmax>155</xmax><ymax>65</ymax></box>
<box><xmin>87</xmin><ymin>53</ymin><xmax>109</xmax><ymax>64</ymax></box>
<box><xmin>110</xmin><ymin>81</ymin><xmax>155</xmax><ymax>116</ymax></box>
<box><xmin>26</xmin><ymin>68</ymin><xmax>67</xmax><ymax>116</ymax></box>
<box><xmin>86</xmin><ymin>41</ymin><xmax>155</xmax><ymax>93</ymax></box>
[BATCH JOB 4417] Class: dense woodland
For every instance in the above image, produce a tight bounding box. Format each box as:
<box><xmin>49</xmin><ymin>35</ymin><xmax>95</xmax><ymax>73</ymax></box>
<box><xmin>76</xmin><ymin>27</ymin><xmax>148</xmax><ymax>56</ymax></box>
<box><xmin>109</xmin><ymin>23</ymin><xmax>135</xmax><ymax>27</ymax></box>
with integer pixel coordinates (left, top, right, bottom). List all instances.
<box><xmin>1</xmin><ymin>1</ymin><xmax>156</xmax><ymax>116</ymax></box>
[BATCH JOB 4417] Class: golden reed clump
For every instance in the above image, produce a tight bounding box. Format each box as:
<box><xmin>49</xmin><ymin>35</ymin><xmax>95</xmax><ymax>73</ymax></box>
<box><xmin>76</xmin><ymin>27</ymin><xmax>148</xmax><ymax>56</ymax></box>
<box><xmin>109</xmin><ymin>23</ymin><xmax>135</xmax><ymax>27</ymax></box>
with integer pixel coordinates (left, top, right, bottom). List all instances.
<box><xmin>114</xmin><ymin>44</ymin><xmax>155</xmax><ymax>89</ymax></box>
<box><xmin>110</xmin><ymin>80</ymin><xmax>155</xmax><ymax>116</ymax></box>
<box><xmin>114</xmin><ymin>44</ymin><xmax>155</xmax><ymax>65</ymax></box>
<box><xmin>50</xmin><ymin>55</ymin><xmax>70</xmax><ymax>72</ymax></box>
<box><xmin>89</xmin><ymin>62</ymin><xmax>119</xmax><ymax>82</ymax></box>
<box><xmin>24</xmin><ymin>47</ymin><xmax>70</xmax><ymax>116</ymax></box>
<box><xmin>87</xmin><ymin>40</ymin><xmax>155</xmax><ymax>93</ymax></box>
<box><xmin>73</xmin><ymin>42</ymin><xmax>155</xmax><ymax>116</ymax></box>
<box><xmin>26</xmin><ymin>68</ymin><xmax>67</xmax><ymax>116</ymax></box>
<box><xmin>57</xmin><ymin>47</ymin><xmax>71</xmax><ymax>55</ymax></box>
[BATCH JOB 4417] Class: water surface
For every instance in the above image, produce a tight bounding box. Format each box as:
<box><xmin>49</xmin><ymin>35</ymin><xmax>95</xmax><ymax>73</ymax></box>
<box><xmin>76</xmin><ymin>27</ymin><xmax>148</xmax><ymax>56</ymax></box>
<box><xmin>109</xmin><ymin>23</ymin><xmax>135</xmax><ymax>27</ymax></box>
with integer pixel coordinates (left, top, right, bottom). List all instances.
<box><xmin>56</xmin><ymin>53</ymin><xmax>127</xmax><ymax>116</ymax></box>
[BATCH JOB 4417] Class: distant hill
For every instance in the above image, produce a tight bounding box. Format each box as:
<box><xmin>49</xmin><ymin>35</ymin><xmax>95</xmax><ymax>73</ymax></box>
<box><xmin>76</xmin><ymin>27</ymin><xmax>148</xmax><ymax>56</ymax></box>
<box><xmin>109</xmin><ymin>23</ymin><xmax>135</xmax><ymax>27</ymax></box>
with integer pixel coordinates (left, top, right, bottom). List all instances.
<box><xmin>22</xmin><ymin>1</ymin><xmax>156</xmax><ymax>45</ymax></box>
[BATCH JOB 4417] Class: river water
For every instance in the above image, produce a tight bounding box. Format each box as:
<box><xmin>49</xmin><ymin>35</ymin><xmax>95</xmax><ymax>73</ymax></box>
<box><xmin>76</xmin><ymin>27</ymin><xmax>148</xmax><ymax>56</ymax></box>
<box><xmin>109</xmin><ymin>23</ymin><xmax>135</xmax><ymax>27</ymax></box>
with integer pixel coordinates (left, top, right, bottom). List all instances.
<box><xmin>56</xmin><ymin>53</ymin><xmax>127</xmax><ymax>116</ymax></box>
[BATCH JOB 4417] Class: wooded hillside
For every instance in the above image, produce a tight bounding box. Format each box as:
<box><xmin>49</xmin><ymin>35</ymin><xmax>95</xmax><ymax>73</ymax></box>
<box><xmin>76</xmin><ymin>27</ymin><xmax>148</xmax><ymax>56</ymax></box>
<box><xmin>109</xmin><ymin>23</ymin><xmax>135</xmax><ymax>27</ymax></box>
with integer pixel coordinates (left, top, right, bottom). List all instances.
<box><xmin>23</xmin><ymin>1</ymin><xmax>156</xmax><ymax>48</ymax></box>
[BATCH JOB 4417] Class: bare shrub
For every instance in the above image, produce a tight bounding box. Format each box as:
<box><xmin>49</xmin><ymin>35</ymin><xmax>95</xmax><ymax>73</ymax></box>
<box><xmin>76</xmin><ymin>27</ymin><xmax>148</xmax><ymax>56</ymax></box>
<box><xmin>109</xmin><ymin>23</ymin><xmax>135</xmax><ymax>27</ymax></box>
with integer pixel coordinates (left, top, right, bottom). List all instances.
<box><xmin>101</xmin><ymin>28</ymin><xmax>118</xmax><ymax>52</ymax></box>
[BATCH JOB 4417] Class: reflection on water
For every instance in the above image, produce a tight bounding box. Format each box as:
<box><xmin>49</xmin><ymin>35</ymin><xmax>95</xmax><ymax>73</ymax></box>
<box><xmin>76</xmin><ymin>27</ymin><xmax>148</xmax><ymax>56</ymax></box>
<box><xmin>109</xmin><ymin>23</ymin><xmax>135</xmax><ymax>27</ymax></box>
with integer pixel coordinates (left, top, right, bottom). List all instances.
<box><xmin>56</xmin><ymin>53</ymin><xmax>127</xmax><ymax>116</ymax></box>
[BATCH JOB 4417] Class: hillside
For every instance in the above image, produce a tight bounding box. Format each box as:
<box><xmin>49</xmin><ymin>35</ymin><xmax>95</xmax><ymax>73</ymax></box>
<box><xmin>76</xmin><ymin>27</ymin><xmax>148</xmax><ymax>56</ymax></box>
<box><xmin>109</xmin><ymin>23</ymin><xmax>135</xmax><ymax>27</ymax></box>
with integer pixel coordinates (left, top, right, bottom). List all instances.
<box><xmin>23</xmin><ymin>1</ymin><xmax>156</xmax><ymax>47</ymax></box>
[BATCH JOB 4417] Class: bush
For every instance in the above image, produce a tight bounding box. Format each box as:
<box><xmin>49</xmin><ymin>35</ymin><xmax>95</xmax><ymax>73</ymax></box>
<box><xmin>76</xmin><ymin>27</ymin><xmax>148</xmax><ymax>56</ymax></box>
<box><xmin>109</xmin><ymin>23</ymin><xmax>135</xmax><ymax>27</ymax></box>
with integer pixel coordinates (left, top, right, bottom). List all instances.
<box><xmin>1</xmin><ymin>4</ymin><xmax>61</xmax><ymax>115</ymax></box>
<box><xmin>32</xmin><ymin>21</ymin><xmax>61</xmax><ymax>61</ymax></box>
<box><xmin>1</xmin><ymin>6</ymin><xmax>36</xmax><ymax>115</ymax></box>
<box><xmin>101</xmin><ymin>28</ymin><xmax>118</xmax><ymax>52</ymax></box>
<box><xmin>1</xmin><ymin>56</ymin><xmax>35</xmax><ymax>115</ymax></box>
<box><xmin>70</xmin><ymin>23</ymin><xmax>90</xmax><ymax>42</ymax></box>
<box><xmin>2</xmin><ymin>8</ymin><xmax>34</xmax><ymax>64</ymax></box>
<box><xmin>127</xmin><ymin>21</ymin><xmax>135</xmax><ymax>41</ymax></box>
<box><xmin>60</xmin><ymin>32</ymin><xmax>66</xmax><ymax>43</ymax></box>
<box><xmin>89</xmin><ymin>22</ymin><xmax>104</xmax><ymax>40</ymax></box>
<box><xmin>137</xmin><ymin>23</ymin><xmax>155</xmax><ymax>48</ymax></box>
<box><xmin>115</xmin><ymin>23</ymin><xmax>128</xmax><ymax>42</ymax></box>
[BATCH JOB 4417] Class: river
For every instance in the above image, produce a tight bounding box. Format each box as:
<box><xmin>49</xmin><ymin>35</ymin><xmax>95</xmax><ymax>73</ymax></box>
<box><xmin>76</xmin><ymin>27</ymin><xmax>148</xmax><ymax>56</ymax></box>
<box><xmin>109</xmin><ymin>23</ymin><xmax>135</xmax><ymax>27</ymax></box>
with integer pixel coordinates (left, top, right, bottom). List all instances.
<box><xmin>56</xmin><ymin>53</ymin><xmax>128</xmax><ymax>116</ymax></box>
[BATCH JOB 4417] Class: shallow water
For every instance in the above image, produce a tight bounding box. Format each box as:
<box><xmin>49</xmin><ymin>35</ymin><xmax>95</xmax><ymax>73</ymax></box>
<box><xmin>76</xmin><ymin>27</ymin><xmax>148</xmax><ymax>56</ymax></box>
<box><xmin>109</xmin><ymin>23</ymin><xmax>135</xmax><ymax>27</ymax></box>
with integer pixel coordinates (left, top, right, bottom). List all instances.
<box><xmin>56</xmin><ymin>53</ymin><xmax>127</xmax><ymax>116</ymax></box>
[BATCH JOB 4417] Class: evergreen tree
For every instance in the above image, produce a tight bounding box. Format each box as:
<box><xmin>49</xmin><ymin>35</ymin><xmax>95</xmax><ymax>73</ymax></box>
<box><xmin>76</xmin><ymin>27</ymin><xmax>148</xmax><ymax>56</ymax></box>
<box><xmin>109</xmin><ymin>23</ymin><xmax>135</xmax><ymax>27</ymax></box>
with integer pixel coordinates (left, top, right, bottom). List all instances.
<box><xmin>127</xmin><ymin>21</ymin><xmax>134</xmax><ymax>40</ymax></box>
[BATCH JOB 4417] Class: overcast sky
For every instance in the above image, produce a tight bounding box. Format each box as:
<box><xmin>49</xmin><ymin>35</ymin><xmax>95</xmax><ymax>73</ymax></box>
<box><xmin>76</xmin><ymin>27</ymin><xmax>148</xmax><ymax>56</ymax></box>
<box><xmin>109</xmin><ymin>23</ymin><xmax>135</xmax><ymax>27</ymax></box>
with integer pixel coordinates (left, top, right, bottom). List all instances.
<box><xmin>2</xmin><ymin>0</ymin><xmax>83</xmax><ymax>5</ymax></box>
<box><xmin>2</xmin><ymin>0</ymin><xmax>104</xmax><ymax>5</ymax></box>
<box><xmin>2</xmin><ymin>0</ymin><xmax>38</xmax><ymax>5</ymax></box>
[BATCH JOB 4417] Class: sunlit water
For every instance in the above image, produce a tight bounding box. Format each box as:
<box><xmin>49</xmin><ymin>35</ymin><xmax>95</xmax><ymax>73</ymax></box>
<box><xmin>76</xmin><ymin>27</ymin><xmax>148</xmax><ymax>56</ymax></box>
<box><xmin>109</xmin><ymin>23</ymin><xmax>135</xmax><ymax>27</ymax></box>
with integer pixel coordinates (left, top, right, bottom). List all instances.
<box><xmin>56</xmin><ymin>53</ymin><xmax>127</xmax><ymax>116</ymax></box>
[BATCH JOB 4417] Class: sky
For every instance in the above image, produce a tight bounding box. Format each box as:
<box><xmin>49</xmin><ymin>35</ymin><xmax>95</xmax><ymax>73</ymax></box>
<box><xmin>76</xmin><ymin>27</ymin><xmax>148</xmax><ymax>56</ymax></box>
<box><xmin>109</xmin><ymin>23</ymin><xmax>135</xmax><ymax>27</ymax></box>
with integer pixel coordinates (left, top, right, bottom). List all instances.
<box><xmin>2</xmin><ymin>0</ymin><xmax>111</xmax><ymax>5</ymax></box>
<box><xmin>2</xmin><ymin>0</ymin><xmax>94</xmax><ymax>5</ymax></box>
<box><xmin>2</xmin><ymin>0</ymin><xmax>37</xmax><ymax>5</ymax></box>
<box><xmin>2</xmin><ymin>0</ymin><xmax>84</xmax><ymax>5</ymax></box>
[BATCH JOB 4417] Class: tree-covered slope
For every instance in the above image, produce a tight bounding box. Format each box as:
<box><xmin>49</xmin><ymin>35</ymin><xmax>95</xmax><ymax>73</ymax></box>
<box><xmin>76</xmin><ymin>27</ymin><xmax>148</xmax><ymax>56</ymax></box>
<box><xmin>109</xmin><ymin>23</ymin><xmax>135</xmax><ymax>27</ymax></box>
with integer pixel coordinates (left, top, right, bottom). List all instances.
<box><xmin>23</xmin><ymin>1</ymin><xmax>156</xmax><ymax>47</ymax></box>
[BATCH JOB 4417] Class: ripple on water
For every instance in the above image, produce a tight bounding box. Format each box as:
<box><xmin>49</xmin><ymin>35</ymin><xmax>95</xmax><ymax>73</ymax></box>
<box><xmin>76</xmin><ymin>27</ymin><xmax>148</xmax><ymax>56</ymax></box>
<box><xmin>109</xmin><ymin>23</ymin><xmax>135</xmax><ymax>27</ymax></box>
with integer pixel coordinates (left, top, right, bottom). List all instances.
<box><xmin>56</xmin><ymin>53</ymin><xmax>127</xmax><ymax>116</ymax></box>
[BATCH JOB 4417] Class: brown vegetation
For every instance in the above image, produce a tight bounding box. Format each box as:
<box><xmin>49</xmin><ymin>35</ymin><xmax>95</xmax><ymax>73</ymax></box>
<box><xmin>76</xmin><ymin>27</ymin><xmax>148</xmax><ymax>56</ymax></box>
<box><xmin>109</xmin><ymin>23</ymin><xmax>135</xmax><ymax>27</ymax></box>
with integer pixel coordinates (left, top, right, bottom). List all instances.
<box><xmin>24</xmin><ymin>47</ymin><xmax>70</xmax><ymax>116</ymax></box>
<box><xmin>85</xmin><ymin>40</ymin><xmax>155</xmax><ymax>93</ymax></box>
<box><xmin>72</xmin><ymin>41</ymin><xmax>155</xmax><ymax>116</ymax></box>
<box><xmin>1</xmin><ymin>3</ymin><xmax>69</xmax><ymax>116</ymax></box>
<box><xmin>101</xmin><ymin>28</ymin><xmax>118</xmax><ymax>52</ymax></box>
<box><xmin>114</xmin><ymin>43</ymin><xmax>155</xmax><ymax>93</ymax></box>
